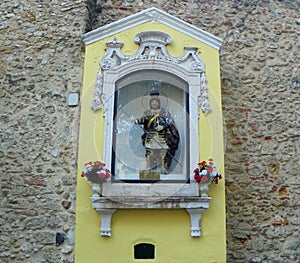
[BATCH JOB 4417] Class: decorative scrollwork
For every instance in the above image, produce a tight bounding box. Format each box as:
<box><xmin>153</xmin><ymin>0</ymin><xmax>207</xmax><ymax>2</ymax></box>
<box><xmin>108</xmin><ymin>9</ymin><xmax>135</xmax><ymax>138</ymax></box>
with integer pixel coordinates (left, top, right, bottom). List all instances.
<box><xmin>92</xmin><ymin>31</ymin><xmax>211</xmax><ymax>114</ymax></box>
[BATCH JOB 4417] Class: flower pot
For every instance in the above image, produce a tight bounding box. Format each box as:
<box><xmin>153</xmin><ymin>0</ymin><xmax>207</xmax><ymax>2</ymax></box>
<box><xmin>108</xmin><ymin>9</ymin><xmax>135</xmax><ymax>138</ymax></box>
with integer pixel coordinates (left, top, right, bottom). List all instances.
<box><xmin>92</xmin><ymin>183</ymin><xmax>102</xmax><ymax>196</ymax></box>
<box><xmin>199</xmin><ymin>183</ymin><xmax>209</xmax><ymax>197</ymax></box>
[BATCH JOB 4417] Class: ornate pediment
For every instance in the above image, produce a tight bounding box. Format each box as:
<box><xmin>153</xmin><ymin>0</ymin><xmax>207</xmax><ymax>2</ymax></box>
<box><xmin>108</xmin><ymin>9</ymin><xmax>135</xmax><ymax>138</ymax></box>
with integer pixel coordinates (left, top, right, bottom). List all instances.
<box><xmin>91</xmin><ymin>31</ymin><xmax>211</xmax><ymax>115</ymax></box>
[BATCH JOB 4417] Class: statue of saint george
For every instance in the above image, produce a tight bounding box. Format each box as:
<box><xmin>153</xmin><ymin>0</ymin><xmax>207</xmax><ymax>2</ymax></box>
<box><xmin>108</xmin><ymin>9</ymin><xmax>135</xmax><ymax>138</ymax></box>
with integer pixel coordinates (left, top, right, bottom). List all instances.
<box><xmin>137</xmin><ymin>90</ymin><xmax>180</xmax><ymax>174</ymax></box>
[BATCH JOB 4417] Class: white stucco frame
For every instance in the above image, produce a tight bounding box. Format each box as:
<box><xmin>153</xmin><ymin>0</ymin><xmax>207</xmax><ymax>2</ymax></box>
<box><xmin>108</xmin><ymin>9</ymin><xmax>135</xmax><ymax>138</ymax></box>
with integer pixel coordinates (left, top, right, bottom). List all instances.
<box><xmin>91</xmin><ymin>31</ymin><xmax>211</xmax><ymax>197</ymax></box>
<box><xmin>85</xmin><ymin>30</ymin><xmax>220</xmax><ymax>237</ymax></box>
<box><xmin>101</xmin><ymin>59</ymin><xmax>201</xmax><ymax>197</ymax></box>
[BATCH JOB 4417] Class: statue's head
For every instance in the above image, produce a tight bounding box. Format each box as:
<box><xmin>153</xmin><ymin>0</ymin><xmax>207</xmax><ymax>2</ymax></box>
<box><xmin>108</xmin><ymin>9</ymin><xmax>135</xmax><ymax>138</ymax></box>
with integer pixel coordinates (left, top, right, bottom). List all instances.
<box><xmin>149</xmin><ymin>97</ymin><xmax>161</xmax><ymax>110</ymax></box>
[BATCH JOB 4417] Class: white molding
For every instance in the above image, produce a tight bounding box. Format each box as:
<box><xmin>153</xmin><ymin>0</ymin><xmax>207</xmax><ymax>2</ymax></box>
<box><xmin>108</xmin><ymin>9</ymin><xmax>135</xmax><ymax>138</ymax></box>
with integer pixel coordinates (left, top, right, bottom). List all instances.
<box><xmin>81</xmin><ymin>7</ymin><xmax>223</xmax><ymax>50</ymax></box>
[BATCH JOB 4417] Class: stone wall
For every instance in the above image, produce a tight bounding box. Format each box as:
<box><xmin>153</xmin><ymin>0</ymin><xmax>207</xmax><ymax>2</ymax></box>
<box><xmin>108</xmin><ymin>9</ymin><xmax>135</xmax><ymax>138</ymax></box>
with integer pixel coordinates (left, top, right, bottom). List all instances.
<box><xmin>0</xmin><ymin>1</ymin><xmax>86</xmax><ymax>262</ymax></box>
<box><xmin>0</xmin><ymin>0</ymin><xmax>299</xmax><ymax>262</ymax></box>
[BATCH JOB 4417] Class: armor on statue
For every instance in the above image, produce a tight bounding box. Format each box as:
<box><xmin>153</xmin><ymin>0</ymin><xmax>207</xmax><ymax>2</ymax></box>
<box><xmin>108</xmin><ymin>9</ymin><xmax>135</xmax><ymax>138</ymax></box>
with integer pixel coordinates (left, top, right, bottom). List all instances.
<box><xmin>137</xmin><ymin>94</ymin><xmax>180</xmax><ymax>173</ymax></box>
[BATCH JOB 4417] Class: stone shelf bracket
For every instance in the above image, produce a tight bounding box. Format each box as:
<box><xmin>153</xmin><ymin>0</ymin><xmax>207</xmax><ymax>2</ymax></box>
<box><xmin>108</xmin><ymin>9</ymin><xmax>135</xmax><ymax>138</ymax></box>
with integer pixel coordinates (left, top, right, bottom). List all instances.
<box><xmin>95</xmin><ymin>208</ymin><xmax>117</xmax><ymax>237</ymax></box>
<box><xmin>186</xmin><ymin>208</ymin><xmax>207</xmax><ymax>237</ymax></box>
<box><xmin>90</xmin><ymin>196</ymin><xmax>211</xmax><ymax>237</ymax></box>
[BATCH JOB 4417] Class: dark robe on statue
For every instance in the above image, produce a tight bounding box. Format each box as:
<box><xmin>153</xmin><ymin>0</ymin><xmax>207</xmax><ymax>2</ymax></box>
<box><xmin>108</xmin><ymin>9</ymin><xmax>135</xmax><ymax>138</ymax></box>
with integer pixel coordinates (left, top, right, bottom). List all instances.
<box><xmin>139</xmin><ymin>107</ymin><xmax>180</xmax><ymax>172</ymax></box>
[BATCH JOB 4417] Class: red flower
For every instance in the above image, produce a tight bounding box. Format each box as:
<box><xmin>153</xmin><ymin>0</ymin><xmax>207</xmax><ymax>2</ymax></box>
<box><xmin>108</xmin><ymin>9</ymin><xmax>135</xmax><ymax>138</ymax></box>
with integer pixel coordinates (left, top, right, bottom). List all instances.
<box><xmin>194</xmin><ymin>174</ymin><xmax>201</xmax><ymax>182</ymax></box>
<box><xmin>95</xmin><ymin>161</ymin><xmax>105</xmax><ymax>167</ymax></box>
<box><xmin>105</xmin><ymin>169</ymin><xmax>110</xmax><ymax>178</ymax></box>
<box><xmin>201</xmin><ymin>175</ymin><xmax>209</xmax><ymax>183</ymax></box>
<box><xmin>198</xmin><ymin>161</ymin><xmax>206</xmax><ymax>166</ymax></box>
<box><xmin>207</xmin><ymin>167</ymin><xmax>213</xmax><ymax>173</ymax></box>
<box><xmin>194</xmin><ymin>168</ymin><xmax>199</xmax><ymax>173</ymax></box>
<box><xmin>215</xmin><ymin>178</ymin><xmax>219</xmax><ymax>184</ymax></box>
<box><xmin>98</xmin><ymin>171</ymin><xmax>106</xmax><ymax>180</ymax></box>
<box><xmin>81</xmin><ymin>171</ymin><xmax>85</xmax><ymax>177</ymax></box>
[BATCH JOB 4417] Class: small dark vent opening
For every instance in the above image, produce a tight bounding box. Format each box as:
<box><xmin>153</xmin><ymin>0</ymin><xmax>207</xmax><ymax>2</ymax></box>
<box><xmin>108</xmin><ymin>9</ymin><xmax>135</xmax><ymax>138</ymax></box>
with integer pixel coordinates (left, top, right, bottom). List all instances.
<box><xmin>134</xmin><ymin>243</ymin><xmax>155</xmax><ymax>259</ymax></box>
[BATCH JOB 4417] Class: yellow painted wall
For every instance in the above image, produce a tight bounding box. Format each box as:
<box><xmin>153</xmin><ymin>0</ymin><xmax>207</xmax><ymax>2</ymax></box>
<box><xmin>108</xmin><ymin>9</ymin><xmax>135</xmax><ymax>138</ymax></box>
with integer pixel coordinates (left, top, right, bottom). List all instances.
<box><xmin>76</xmin><ymin>21</ymin><xmax>226</xmax><ymax>263</ymax></box>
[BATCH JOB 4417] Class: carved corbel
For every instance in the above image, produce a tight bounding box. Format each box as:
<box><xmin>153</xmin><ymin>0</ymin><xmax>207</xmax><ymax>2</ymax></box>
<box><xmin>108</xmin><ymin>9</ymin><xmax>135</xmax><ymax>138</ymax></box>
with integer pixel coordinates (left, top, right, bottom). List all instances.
<box><xmin>186</xmin><ymin>208</ymin><xmax>207</xmax><ymax>237</ymax></box>
<box><xmin>95</xmin><ymin>208</ymin><xmax>117</xmax><ymax>237</ymax></box>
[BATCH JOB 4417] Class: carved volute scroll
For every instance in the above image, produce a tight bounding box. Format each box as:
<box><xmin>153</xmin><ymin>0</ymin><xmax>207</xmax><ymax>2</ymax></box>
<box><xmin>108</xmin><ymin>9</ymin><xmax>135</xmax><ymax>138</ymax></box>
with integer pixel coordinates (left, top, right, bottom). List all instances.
<box><xmin>91</xmin><ymin>31</ymin><xmax>211</xmax><ymax>115</ymax></box>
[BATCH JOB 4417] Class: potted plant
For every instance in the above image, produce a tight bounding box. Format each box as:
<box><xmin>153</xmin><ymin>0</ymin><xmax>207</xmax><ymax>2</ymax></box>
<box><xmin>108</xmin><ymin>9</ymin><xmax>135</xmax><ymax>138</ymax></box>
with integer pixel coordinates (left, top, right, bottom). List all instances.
<box><xmin>81</xmin><ymin>161</ymin><xmax>110</xmax><ymax>195</ymax></box>
<box><xmin>193</xmin><ymin>159</ymin><xmax>222</xmax><ymax>196</ymax></box>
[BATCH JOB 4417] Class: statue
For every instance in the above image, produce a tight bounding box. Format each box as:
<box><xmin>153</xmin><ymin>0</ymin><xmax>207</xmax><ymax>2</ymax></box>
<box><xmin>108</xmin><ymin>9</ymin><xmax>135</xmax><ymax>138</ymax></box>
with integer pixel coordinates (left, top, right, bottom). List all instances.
<box><xmin>137</xmin><ymin>90</ymin><xmax>180</xmax><ymax>174</ymax></box>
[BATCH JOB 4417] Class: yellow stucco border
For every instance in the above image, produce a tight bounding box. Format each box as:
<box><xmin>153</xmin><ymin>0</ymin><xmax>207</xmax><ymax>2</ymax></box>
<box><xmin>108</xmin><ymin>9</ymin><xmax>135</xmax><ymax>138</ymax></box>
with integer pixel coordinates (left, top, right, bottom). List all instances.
<box><xmin>76</xmin><ymin>22</ymin><xmax>226</xmax><ymax>263</ymax></box>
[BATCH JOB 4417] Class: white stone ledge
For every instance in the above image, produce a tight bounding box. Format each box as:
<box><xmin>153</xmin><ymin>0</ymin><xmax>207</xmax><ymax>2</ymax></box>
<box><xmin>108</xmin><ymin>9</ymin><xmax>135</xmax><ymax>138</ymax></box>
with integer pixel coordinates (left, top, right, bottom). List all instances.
<box><xmin>90</xmin><ymin>196</ymin><xmax>211</xmax><ymax>208</ymax></box>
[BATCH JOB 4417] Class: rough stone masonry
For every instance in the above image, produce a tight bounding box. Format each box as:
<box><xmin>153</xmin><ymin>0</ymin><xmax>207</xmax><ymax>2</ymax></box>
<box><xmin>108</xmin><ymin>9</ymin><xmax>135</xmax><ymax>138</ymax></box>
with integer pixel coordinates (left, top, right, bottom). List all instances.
<box><xmin>0</xmin><ymin>0</ymin><xmax>299</xmax><ymax>262</ymax></box>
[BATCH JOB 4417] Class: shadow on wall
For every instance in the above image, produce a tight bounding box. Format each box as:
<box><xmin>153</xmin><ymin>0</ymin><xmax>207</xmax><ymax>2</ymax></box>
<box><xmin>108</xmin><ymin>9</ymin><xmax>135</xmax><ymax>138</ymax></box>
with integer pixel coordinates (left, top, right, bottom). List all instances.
<box><xmin>85</xmin><ymin>0</ymin><xmax>102</xmax><ymax>33</ymax></box>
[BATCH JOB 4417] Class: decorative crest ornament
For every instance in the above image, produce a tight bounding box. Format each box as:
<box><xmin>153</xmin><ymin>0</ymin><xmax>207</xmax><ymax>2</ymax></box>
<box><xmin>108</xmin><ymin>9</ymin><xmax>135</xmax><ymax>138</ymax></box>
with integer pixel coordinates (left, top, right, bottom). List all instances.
<box><xmin>144</xmin><ymin>9</ymin><xmax>162</xmax><ymax>22</ymax></box>
<box><xmin>91</xmin><ymin>31</ymin><xmax>212</xmax><ymax>115</ymax></box>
